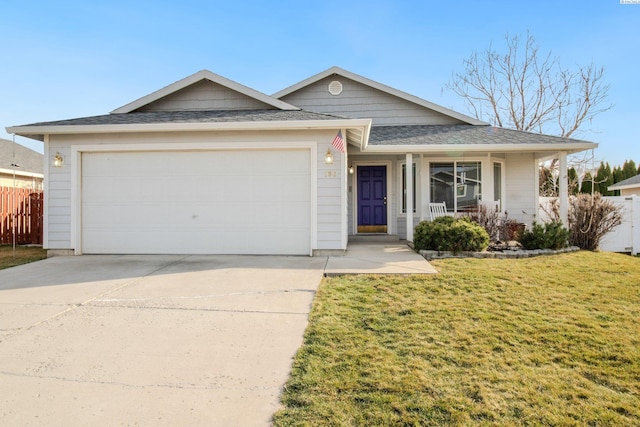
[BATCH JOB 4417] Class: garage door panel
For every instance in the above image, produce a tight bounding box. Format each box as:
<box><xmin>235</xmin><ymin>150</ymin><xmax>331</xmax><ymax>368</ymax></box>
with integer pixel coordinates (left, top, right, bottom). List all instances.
<box><xmin>82</xmin><ymin>149</ymin><xmax>311</xmax><ymax>255</ymax></box>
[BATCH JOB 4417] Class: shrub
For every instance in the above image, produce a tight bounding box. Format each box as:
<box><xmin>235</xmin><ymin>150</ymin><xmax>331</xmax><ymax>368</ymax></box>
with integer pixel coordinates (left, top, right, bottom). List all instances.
<box><xmin>569</xmin><ymin>193</ymin><xmax>622</xmax><ymax>250</ymax></box>
<box><xmin>414</xmin><ymin>216</ymin><xmax>490</xmax><ymax>254</ymax></box>
<box><xmin>458</xmin><ymin>204</ymin><xmax>502</xmax><ymax>241</ymax></box>
<box><xmin>538</xmin><ymin>194</ymin><xmax>623</xmax><ymax>250</ymax></box>
<box><xmin>520</xmin><ymin>221</ymin><xmax>569</xmax><ymax>250</ymax></box>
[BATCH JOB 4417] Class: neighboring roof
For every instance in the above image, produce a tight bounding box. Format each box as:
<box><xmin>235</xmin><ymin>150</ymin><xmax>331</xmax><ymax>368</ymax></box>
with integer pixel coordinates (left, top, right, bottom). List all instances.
<box><xmin>273</xmin><ymin>66</ymin><xmax>488</xmax><ymax>126</ymax></box>
<box><xmin>0</xmin><ymin>138</ymin><xmax>43</xmax><ymax>176</ymax></box>
<box><xmin>608</xmin><ymin>173</ymin><xmax>640</xmax><ymax>191</ymax></box>
<box><xmin>362</xmin><ymin>125</ymin><xmax>597</xmax><ymax>154</ymax></box>
<box><xmin>111</xmin><ymin>70</ymin><xmax>299</xmax><ymax>114</ymax></box>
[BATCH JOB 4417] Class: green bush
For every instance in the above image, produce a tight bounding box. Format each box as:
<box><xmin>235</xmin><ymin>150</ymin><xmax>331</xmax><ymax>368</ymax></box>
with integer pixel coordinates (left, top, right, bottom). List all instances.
<box><xmin>520</xmin><ymin>221</ymin><xmax>569</xmax><ymax>250</ymax></box>
<box><xmin>414</xmin><ymin>216</ymin><xmax>490</xmax><ymax>254</ymax></box>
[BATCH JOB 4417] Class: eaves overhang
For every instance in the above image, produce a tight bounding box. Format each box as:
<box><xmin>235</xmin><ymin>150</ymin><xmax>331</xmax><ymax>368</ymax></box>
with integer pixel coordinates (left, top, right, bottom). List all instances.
<box><xmin>6</xmin><ymin>118</ymin><xmax>372</xmax><ymax>148</ymax></box>
<box><xmin>359</xmin><ymin>142</ymin><xmax>598</xmax><ymax>156</ymax></box>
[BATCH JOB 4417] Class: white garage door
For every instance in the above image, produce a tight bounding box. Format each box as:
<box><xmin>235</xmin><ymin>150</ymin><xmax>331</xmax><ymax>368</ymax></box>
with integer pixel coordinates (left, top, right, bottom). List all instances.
<box><xmin>81</xmin><ymin>149</ymin><xmax>311</xmax><ymax>255</ymax></box>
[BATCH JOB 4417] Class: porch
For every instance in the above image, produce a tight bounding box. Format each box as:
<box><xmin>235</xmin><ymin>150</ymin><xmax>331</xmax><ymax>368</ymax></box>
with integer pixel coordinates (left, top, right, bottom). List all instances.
<box><xmin>347</xmin><ymin>151</ymin><xmax>572</xmax><ymax>243</ymax></box>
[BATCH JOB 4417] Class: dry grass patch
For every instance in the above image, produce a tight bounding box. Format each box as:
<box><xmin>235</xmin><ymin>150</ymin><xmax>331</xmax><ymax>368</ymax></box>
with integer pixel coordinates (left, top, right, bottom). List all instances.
<box><xmin>0</xmin><ymin>245</ymin><xmax>47</xmax><ymax>270</ymax></box>
<box><xmin>274</xmin><ymin>251</ymin><xmax>640</xmax><ymax>426</ymax></box>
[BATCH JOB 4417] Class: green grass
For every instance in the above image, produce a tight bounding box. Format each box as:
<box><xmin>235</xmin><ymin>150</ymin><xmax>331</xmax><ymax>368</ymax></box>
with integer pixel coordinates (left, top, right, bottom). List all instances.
<box><xmin>0</xmin><ymin>245</ymin><xmax>47</xmax><ymax>270</ymax></box>
<box><xmin>274</xmin><ymin>251</ymin><xmax>640</xmax><ymax>426</ymax></box>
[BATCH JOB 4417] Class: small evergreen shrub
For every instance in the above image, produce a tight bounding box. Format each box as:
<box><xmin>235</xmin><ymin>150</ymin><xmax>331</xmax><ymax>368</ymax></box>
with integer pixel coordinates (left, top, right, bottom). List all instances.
<box><xmin>520</xmin><ymin>221</ymin><xmax>569</xmax><ymax>250</ymax></box>
<box><xmin>414</xmin><ymin>216</ymin><xmax>490</xmax><ymax>254</ymax></box>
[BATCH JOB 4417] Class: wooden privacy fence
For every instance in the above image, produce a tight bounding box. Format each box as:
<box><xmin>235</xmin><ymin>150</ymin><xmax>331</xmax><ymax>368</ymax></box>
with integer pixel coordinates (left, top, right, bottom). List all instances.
<box><xmin>0</xmin><ymin>186</ymin><xmax>44</xmax><ymax>245</ymax></box>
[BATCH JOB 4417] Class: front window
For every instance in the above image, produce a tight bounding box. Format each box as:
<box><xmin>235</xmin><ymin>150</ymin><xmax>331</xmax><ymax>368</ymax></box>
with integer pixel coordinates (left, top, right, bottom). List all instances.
<box><xmin>430</xmin><ymin>161</ymin><xmax>482</xmax><ymax>213</ymax></box>
<box><xmin>494</xmin><ymin>162</ymin><xmax>502</xmax><ymax>210</ymax></box>
<box><xmin>402</xmin><ymin>163</ymin><xmax>416</xmax><ymax>213</ymax></box>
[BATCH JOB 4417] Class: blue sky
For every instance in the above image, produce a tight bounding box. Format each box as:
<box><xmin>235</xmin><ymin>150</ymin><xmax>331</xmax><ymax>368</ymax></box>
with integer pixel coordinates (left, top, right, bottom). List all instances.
<box><xmin>2</xmin><ymin>0</ymin><xmax>638</xmax><ymax>167</ymax></box>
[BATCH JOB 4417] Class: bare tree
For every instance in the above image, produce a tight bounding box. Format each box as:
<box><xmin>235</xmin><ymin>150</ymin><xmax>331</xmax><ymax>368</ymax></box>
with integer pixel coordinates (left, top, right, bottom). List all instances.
<box><xmin>447</xmin><ymin>32</ymin><xmax>612</xmax><ymax>138</ymax></box>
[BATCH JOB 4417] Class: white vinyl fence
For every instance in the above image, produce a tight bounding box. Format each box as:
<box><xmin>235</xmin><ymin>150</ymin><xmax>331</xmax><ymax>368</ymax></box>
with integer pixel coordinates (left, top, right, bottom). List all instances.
<box><xmin>539</xmin><ymin>195</ymin><xmax>639</xmax><ymax>255</ymax></box>
<box><xmin>600</xmin><ymin>195</ymin><xmax>640</xmax><ymax>255</ymax></box>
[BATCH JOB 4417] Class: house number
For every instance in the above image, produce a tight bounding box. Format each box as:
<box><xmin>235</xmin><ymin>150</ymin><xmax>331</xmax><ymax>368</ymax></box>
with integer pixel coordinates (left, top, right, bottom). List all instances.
<box><xmin>325</xmin><ymin>170</ymin><xmax>337</xmax><ymax>178</ymax></box>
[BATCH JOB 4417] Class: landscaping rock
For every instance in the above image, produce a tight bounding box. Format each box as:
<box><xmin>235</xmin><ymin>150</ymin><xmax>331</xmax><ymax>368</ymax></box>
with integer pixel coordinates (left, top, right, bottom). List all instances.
<box><xmin>419</xmin><ymin>245</ymin><xmax>580</xmax><ymax>261</ymax></box>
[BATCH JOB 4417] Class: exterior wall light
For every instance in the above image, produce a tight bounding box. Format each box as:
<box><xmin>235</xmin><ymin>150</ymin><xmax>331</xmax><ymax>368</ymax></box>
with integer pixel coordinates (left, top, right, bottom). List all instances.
<box><xmin>348</xmin><ymin>165</ymin><xmax>354</xmax><ymax>174</ymax></box>
<box><xmin>53</xmin><ymin>152</ymin><xmax>64</xmax><ymax>168</ymax></box>
<box><xmin>324</xmin><ymin>149</ymin><xmax>333</xmax><ymax>164</ymax></box>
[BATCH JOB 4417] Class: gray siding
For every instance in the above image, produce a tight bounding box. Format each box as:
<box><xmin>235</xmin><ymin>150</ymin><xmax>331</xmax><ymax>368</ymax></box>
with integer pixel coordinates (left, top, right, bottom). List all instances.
<box><xmin>138</xmin><ymin>80</ymin><xmax>276</xmax><ymax>112</ymax></box>
<box><xmin>280</xmin><ymin>76</ymin><xmax>464</xmax><ymax>126</ymax></box>
<box><xmin>397</xmin><ymin>216</ymin><xmax>420</xmax><ymax>240</ymax></box>
<box><xmin>46</xmin><ymin>140</ymin><xmax>72</xmax><ymax>249</ymax></box>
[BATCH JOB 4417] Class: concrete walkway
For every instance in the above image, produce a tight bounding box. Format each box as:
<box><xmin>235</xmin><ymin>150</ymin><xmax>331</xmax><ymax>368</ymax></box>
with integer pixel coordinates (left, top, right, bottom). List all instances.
<box><xmin>0</xmin><ymin>255</ymin><xmax>325</xmax><ymax>427</ymax></box>
<box><xmin>324</xmin><ymin>241</ymin><xmax>438</xmax><ymax>275</ymax></box>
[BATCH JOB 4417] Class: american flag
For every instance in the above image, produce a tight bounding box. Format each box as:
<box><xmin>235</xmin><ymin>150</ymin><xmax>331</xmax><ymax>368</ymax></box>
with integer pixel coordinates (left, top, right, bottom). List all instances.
<box><xmin>332</xmin><ymin>130</ymin><xmax>345</xmax><ymax>153</ymax></box>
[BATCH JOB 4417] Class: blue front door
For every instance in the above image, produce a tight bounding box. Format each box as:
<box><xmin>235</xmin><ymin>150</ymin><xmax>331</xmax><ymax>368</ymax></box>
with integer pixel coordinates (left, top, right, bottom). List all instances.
<box><xmin>357</xmin><ymin>166</ymin><xmax>387</xmax><ymax>233</ymax></box>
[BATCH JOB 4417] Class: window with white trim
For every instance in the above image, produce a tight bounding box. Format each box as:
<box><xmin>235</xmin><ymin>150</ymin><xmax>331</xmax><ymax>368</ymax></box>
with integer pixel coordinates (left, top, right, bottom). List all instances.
<box><xmin>494</xmin><ymin>162</ymin><xmax>502</xmax><ymax>210</ymax></box>
<box><xmin>429</xmin><ymin>161</ymin><xmax>481</xmax><ymax>213</ymax></box>
<box><xmin>402</xmin><ymin>162</ymin><xmax>416</xmax><ymax>213</ymax></box>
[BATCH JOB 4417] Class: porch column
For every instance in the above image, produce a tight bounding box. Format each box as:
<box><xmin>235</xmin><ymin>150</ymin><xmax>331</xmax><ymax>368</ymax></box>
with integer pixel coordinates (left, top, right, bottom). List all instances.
<box><xmin>558</xmin><ymin>152</ymin><xmax>568</xmax><ymax>225</ymax></box>
<box><xmin>406</xmin><ymin>153</ymin><xmax>414</xmax><ymax>242</ymax></box>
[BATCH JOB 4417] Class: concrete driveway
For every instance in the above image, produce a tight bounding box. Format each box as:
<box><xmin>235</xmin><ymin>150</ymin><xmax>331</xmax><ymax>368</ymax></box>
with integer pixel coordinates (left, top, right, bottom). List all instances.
<box><xmin>0</xmin><ymin>255</ymin><xmax>326</xmax><ymax>426</ymax></box>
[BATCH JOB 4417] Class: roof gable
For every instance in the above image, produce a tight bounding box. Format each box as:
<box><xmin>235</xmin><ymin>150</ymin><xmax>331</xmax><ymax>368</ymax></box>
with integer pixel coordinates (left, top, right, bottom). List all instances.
<box><xmin>273</xmin><ymin>66</ymin><xmax>487</xmax><ymax>126</ymax></box>
<box><xmin>112</xmin><ymin>70</ymin><xmax>299</xmax><ymax>114</ymax></box>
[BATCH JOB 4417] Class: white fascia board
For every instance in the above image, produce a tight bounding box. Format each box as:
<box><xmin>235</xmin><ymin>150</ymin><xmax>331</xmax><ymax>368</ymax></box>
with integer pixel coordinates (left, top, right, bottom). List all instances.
<box><xmin>8</xmin><ymin>118</ymin><xmax>372</xmax><ymax>148</ymax></box>
<box><xmin>0</xmin><ymin>168</ymin><xmax>44</xmax><ymax>179</ymax></box>
<box><xmin>111</xmin><ymin>70</ymin><xmax>299</xmax><ymax>114</ymax></box>
<box><xmin>362</xmin><ymin>142</ymin><xmax>598</xmax><ymax>155</ymax></box>
<box><xmin>274</xmin><ymin>66</ymin><xmax>488</xmax><ymax>126</ymax></box>
<box><xmin>609</xmin><ymin>183</ymin><xmax>640</xmax><ymax>191</ymax></box>
<box><xmin>8</xmin><ymin>118</ymin><xmax>371</xmax><ymax>135</ymax></box>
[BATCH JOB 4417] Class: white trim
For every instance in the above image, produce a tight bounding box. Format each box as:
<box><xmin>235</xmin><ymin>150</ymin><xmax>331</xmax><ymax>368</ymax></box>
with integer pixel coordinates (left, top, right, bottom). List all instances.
<box><xmin>492</xmin><ymin>159</ymin><xmax>507</xmax><ymax>213</ymax></box>
<box><xmin>340</xmin><ymin>128</ymin><xmax>348</xmax><ymax>250</ymax></box>
<box><xmin>398</xmin><ymin>158</ymin><xmax>419</xmax><ymax>216</ymax></box>
<box><xmin>8</xmin><ymin>118</ymin><xmax>371</xmax><ymax>136</ymax></box>
<box><xmin>362</xmin><ymin>142</ymin><xmax>597</xmax><ymax>155</ymax></box>
<box><xmin>70</xmin><ymin>141</ymin><xmax>318</xmax><ymax>256</ymax></box>
<box><xmin>111</xmin><ymin>70</ymin><xmax>299</xmax><ymax>114</ymax></box>
<box><xmin>406</xmin><ymin>153</ymin><xmax>414</xmax><ymax>242</ymax></box>
<box><xmin>273</xmin><ymin>66</ymin><xmax>487</xmax><ymax>126</ymax></box>
<box><xmin>43</xmin><ymin>135</ymin><xmax>50</xmax><ymax>249</ymax></box>
<box><xmin>559</xmin><ymin>152</ymin><xmax>568</xmax><ymax>225</ymax></box>
<box><xmin>424</xmin><ymin>156</ymin><xmax>487</xmax><ymax>214</ymax></box>
<box><xmin>71</xmin><ymin>147</ymin><xmax>81</xmax><ymax>254</ymax></box>
<box><xmin>310</xmin><ymin>144</ymin><xmax>318</xmax><ymax>256</ymax></box>
<box><xmin>351</xmin><ymin>160</ymin><xmax>393</xmax><ymax>235</ymax></box>
<box><xmin>8</xmin><ymin>119</ymin><xmax>373</xmax><ymax>151</ymax></box>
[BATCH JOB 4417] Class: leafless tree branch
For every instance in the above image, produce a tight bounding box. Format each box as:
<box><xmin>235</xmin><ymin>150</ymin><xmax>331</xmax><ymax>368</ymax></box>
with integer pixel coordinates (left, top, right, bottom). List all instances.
<box><xmin>447</xmin><ymin>32</ymin><xmax>612</xmax><ymax>138</ymax></box>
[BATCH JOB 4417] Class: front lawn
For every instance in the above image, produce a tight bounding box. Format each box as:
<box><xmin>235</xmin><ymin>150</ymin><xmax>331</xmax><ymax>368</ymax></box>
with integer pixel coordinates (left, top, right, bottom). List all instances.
<box><xmin>274</xmin><ymin>251</ymin><xmax>640</xmax><ymax>426</ymax></box>
<box><xmin>0</xmin><ymin>245</ymin><xmax>47</xmax><ymax>270</ymax></box>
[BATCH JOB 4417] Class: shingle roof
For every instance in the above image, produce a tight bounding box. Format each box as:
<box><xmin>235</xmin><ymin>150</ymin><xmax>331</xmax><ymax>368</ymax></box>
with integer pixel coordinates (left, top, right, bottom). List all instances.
<box><xmin>609</xmin><ymin>173</ymin><xmax>640</xmax><ymax>189</ymax></box>
<box><xmin>369</xmin><ymin>125</ymin><xmax>593</xmax><ymax>146</ymax></box>
<box><xmin>0</xmin><ymin>138</ymin><xmax>43</xmax><ymax>174</ymax></box>
<box><xmin>15</xmin><ymin>109</ymin><xmax>349</xmax><ymax>128</ymax></box>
